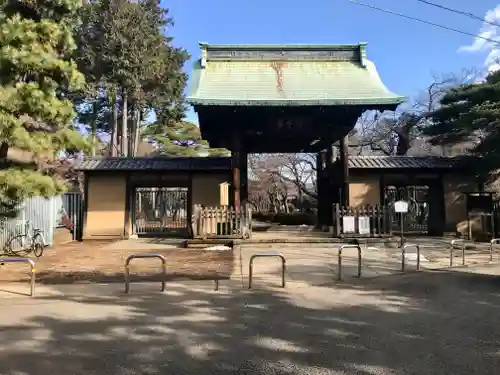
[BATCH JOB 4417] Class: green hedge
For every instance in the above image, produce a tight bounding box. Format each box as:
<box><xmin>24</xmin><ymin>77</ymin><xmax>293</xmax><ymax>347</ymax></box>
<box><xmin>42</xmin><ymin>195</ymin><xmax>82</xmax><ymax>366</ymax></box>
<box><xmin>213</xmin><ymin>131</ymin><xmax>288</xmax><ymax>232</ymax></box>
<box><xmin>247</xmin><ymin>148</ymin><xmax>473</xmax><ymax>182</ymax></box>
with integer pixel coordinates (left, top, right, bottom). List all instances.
<box><xmin>253</xmin><ymin>212</ymin><xmax>317</xmax><ymax>226</ymax></box>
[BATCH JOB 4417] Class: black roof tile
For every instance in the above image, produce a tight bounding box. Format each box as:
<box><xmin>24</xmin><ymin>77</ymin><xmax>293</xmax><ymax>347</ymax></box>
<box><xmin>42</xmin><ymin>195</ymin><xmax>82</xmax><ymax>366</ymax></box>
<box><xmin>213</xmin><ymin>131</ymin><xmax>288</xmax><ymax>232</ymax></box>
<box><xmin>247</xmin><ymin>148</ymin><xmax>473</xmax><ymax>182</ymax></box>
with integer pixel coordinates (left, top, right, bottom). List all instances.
<box><xmin>347</xmin><ymin>156</ymin><xmax>468</xmax><ymax>169</ymax></box>
<box><xmin>76</xmin><ymin>157</ymin><xmax>231</xmax><ymax>171</ymax></box>
<box><xmin>78</xmin><ymin>155</ymin><xmax>469</xmax><ymax>172</ymax></box>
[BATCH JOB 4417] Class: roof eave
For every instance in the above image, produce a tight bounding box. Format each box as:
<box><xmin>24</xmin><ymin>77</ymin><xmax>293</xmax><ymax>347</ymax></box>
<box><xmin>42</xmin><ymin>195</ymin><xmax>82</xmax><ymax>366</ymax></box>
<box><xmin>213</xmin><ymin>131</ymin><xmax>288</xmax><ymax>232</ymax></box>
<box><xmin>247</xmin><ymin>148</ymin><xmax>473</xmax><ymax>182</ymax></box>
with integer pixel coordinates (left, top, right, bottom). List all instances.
<box><xmin>350</xmin><ymin>166</ymin><xmax>456</xmax><ymax>170</ymax></box>
<box><xmin>187</xmin><ymin>97</ymin><xmax>405</xmax><ymax>107</ymax></box>
<box><xmin>80</xmin><ymin>168</ymin><xmax>231</xmax><ymax>172</ymax></box>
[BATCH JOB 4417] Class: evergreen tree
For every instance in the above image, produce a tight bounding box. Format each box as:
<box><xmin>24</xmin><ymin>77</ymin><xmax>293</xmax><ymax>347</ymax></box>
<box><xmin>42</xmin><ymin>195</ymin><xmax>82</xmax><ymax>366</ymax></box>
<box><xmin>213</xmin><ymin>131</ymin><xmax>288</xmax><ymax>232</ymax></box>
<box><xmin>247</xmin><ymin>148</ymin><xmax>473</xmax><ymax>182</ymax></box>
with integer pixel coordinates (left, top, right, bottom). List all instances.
<box><xmin>143</xmin><ymin>120</ymin><xmax>230</xmax><ymax>157</ymax></box>
<box><xmin>0</xmin><ymin>0</ymin><xmax>89</xmax><ymax>215</ymax></box>
<box><xmin>74</xmin><ymin>0</ymin><xmax>189</xmax><ymax>157</ymax></box>
<box><xmin>423</xmin><ymin>70</ymin><xmax>500</xmax><ymax>177</ymax></box>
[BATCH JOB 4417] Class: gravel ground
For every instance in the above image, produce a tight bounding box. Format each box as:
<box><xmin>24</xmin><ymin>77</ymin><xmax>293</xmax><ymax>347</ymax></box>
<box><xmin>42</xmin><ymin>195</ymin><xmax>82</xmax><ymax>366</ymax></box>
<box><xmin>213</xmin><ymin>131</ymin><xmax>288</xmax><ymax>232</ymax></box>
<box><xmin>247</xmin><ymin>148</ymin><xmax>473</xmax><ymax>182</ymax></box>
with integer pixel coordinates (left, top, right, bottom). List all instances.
<box><xmin>1</xmin><ymin>267</ymin><xmax>500</xmax><ymax>374</ymax></box>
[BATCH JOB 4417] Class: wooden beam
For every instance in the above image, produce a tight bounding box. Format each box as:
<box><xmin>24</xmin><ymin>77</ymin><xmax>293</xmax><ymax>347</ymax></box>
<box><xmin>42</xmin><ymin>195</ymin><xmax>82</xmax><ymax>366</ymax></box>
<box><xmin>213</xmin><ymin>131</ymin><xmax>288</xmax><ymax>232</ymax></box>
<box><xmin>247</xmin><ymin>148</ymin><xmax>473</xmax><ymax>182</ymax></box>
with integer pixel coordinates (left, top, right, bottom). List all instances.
<box><xmin>339</xmin><ymin>136</ymin><xmax>350</xmax><ymax>206</ymax></box>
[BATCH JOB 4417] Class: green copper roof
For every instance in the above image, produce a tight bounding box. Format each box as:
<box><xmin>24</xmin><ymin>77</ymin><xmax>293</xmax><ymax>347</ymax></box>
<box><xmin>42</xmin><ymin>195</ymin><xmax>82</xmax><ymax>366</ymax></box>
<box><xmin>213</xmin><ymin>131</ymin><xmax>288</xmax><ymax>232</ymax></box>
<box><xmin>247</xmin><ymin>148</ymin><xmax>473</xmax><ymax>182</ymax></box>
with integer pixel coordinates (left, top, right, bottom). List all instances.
<box><xmin>187</xmin><ymin>43</ymin><xmax>405</xmax><ymax>107</ymax></box>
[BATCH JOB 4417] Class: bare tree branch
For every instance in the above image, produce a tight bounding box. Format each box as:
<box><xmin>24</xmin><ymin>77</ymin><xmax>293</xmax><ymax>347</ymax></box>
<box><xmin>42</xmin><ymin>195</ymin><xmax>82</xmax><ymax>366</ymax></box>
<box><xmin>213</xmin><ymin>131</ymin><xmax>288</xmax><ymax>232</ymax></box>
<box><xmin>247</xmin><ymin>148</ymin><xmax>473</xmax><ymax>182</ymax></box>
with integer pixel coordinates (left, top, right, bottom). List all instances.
<box><xmin>248</xmin><ymin>153</ymin><xmax>317</xmax><ymax>212</ymax></box>
<box><xmin>353</xmin><ymin>67</ymin><xmax>483</xmax><ymax>156</ymax></box>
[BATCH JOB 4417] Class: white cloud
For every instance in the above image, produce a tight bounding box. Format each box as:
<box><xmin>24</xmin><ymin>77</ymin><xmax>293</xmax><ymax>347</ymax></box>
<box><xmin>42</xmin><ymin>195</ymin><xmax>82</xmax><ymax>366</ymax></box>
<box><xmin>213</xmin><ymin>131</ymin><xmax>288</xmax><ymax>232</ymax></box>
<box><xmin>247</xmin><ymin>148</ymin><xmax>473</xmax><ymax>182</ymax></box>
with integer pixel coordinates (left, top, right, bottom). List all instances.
<box><xmin>458</xmin><ymin>5</ymin><xmax>500</xmax><ymax>72</ymax></box>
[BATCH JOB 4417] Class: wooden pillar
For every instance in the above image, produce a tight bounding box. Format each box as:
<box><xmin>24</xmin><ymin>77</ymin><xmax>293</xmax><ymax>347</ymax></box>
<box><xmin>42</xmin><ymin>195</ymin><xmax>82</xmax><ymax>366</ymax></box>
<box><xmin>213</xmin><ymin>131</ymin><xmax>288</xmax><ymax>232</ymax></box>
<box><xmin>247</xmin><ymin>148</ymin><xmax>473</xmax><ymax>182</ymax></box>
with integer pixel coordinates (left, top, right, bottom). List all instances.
<box><xmin>187</xmin><ymin>172</ymin><xmax>194</xmax><ymax>238</ymax></box>
<box><xmin>316</xmin><ymin>152</ymin><xmax>326</xmax><ymax>227</ymax></box>
<box><xmin>81</xmin><ymin>173</ymin><xmax>89</xmax><ymax>241</ymax></box>
<box><xmin>324</xmin><ymin>145</ymin><xmax>334</xmax><ymax>227</ymax></box>
<box><xmin>231</xmin><ymin>135</ymin><xmax>241</xmax><ymax>210</ymax></box>
<box><xmin>124</xmin><ymin>174</ymin><xmax>132</xmax><ymax>239</ymax></box>
<box><xmin>339</xmin><ymin>136</ymin><xmax>350</xmax><ymax>206</ymax></box>
<box><xmin>428</xmin><ymin>177</ymin><xmax>445</xmax><ymax>236</ymax></box>
<box><xmin>379</xmin><ymin>174</ymin><xmax>385</xmax><ymax>205</ymax></box>
<box><xmin>239</xmin><ymin>151</ymin><xmax>248</xmax><ymax>205</ymax></box>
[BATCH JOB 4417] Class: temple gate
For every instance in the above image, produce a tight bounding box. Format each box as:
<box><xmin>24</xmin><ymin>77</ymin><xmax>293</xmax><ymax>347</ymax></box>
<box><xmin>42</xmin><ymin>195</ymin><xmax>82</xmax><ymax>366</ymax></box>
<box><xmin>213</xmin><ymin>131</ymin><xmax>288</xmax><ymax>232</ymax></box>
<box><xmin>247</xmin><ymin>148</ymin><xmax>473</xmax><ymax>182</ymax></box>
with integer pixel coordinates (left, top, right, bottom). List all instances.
<box><xmin>187</xmin><ymin>42</ymin><xmax>403</xmax><ymax>227</ymax></box>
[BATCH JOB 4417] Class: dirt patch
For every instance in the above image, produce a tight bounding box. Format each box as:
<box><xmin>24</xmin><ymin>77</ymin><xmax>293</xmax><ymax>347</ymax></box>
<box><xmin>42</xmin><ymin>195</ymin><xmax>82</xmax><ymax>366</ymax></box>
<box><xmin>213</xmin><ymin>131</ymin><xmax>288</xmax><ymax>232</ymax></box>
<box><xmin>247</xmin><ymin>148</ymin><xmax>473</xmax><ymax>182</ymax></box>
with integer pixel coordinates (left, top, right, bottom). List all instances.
<box><xmin>52</xmin><ymin>227</ymin><xmax>74</xmax><ymax>246</ymax></box>
<box><xmin>0</xmin><ymin>240</ymin><xmax>234</xmax><ymax>284</ymax></box>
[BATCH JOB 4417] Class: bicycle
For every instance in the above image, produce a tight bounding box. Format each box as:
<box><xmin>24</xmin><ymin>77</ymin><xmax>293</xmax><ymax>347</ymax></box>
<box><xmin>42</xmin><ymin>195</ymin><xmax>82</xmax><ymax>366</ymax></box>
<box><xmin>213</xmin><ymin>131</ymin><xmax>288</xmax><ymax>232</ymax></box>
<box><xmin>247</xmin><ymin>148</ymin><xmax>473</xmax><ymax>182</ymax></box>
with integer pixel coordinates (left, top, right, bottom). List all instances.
<box><xmin>6</xmin><ymin>220</ymin><xmax>46</xmax><ymax>257</ymax></box>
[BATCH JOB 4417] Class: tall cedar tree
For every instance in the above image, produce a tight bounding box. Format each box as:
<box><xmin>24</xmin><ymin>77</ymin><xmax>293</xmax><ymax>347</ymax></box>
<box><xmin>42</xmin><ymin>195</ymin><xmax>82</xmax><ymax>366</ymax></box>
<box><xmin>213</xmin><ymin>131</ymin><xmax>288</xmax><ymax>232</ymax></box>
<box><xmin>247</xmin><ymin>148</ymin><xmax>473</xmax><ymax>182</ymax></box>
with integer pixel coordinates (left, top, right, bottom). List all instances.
<box><xmin>423</xmin><ymin>70</ymin><xmax>500</xmax><ymax>178</ymax></box>
<box><xmin>74</xmin><ymin>0</ymin><xmax>189</xmax><ymax>157</ymax></box>
<box><xmin>0</xmin><ymin>0</ymin><xmax>88</xmax><ymax>215</ymax></box>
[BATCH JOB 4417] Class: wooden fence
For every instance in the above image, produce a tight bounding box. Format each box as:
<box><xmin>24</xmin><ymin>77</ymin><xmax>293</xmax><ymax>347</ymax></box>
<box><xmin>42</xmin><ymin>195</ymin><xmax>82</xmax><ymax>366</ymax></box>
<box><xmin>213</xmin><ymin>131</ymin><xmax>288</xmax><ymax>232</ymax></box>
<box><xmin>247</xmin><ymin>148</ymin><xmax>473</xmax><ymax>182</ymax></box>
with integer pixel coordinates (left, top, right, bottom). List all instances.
<box><xmin>332</xmin><ymin>204</ymin><xmax>392</xmax><ymax>238</ymax></box>
<box><xmin>191</xmin><ymin>204</ymin><xmax>252</xmax><ymax>239</ymax></box>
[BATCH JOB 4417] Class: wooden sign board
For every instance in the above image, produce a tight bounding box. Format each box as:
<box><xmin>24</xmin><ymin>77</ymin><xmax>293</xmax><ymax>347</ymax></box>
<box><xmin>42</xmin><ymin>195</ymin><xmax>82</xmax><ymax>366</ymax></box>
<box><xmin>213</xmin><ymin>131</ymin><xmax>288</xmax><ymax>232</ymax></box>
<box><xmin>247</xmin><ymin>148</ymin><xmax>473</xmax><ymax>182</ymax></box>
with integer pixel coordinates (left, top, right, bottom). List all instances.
<box><xmin>219</xmin><ymin>182</ymin><xmax>229</xmax><ymax>206</ymax></box>
<box><xmin>394</xmin><ymin>200</ymin><xmax>409</xmax><ymax>213</ymax></box>
<box><xmin>342</xmin><ymin>216</ymin><xmax>356</xmax><ymax>233</ymax></box>
<box><xmin>358</xmin><ymin>216</ymin><xmax>371</xmax><ymax>235</ymax></box>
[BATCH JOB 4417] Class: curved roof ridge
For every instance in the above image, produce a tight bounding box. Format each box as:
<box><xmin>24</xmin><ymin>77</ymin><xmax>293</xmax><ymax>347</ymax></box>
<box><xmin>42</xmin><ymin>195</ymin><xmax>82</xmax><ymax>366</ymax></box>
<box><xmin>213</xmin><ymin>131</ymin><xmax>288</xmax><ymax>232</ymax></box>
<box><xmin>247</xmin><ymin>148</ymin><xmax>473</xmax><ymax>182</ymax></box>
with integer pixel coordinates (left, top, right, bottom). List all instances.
<box><xmin>199</xmin><ymin>42</ymin><xmax>366</xmax><ymax>50</ymax></box>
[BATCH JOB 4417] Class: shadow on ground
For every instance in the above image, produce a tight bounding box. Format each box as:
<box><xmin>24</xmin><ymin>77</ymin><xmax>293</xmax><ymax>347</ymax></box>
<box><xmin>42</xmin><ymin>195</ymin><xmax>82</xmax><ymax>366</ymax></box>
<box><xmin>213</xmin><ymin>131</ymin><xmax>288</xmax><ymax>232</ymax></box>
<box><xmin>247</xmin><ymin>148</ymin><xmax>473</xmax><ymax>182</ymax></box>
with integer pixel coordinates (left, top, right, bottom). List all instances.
<box><xmin>32</xmin><ymin>270</ymin><xmax>231</xmax><ymax>284</ymax></box>
<box><xmin>1</xmin><ymin>267</ymin><xmax>500</xmax><ymax>374</ymax></box>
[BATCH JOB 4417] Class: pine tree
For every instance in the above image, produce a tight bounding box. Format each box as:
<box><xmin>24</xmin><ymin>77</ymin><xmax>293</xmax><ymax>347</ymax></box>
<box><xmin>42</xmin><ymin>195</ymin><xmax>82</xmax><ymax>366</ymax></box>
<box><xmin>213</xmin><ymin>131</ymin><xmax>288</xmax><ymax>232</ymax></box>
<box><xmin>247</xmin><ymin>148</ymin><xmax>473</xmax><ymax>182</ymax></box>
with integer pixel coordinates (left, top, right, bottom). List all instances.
<box><xmin>143</xmin><ymin>120</ymin><xmax>230</xmax><ymax>157</ymax></box>
<box><xmin>0</xmin><ymin>0</ymin><xmax>89</xmax><ymax>215</ymax></box>
<box><xmin>423</xmin><ymin>70</ymin><xmax>500</xmax><ymax>178</ymax></box>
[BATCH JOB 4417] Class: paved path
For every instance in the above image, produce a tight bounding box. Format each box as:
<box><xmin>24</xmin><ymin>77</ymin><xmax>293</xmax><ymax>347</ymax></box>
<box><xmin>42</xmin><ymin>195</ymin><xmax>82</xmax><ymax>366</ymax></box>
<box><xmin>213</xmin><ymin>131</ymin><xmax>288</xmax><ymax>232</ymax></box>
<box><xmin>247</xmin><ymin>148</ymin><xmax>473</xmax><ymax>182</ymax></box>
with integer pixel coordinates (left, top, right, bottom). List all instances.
<box><xmin>235</xmin><ymin>241</ymin><xmax>500</xmax><ymax>288</ymax></box>
<box><xmin>2</xmin><ymin>265</ymin><xmax>500</xmax><ymax>374</ymax></box>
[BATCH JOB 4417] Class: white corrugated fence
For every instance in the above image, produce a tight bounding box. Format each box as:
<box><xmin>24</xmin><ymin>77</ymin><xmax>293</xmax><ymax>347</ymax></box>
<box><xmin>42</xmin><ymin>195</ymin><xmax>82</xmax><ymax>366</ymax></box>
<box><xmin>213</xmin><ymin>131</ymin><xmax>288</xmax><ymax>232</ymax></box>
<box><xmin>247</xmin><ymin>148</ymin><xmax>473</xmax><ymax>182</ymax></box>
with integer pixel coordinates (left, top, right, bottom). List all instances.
<box><xmin>0</xmin><ymin>192</ymin><xmax>83</xmax><ymax>251</ymax></box>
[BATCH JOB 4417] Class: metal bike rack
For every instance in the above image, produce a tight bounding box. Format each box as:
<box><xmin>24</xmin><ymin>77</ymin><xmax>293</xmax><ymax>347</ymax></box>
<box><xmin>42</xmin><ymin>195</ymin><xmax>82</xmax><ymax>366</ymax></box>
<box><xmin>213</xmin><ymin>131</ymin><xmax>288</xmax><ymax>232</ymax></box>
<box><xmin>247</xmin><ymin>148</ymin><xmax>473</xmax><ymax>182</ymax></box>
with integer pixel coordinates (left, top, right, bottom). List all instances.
<box><xmin>489</xmin><ymin>239</ymin><xmax>500</xmax><ymax>262</ymax></box>
<box><xmin>124</xmin><ymin>254</ymin><xmax>167</xmax><ymax>294</ymax></box>
<box><xmin>449</xmin><ymin>239</ymin><xmax>465</xmax><ymax>267</ymax></box>
<box><xmin>337</xmin><ymin>245</ymin><xmax>362</xmax><ymax>281</ymax></box>
<box><xmin>401</xmin><ymin>244</ymin><xmax>421</xmax><ymax>272</ymax></box>
<box><xmin>0</xmin><ymin>257</ymin><xmax>36</xmax><ymax>297</ymax></box>
<box><xmin>248</xmin><ymin>252</ymin><xmax>286</xmax><ymax>289</ymax></box>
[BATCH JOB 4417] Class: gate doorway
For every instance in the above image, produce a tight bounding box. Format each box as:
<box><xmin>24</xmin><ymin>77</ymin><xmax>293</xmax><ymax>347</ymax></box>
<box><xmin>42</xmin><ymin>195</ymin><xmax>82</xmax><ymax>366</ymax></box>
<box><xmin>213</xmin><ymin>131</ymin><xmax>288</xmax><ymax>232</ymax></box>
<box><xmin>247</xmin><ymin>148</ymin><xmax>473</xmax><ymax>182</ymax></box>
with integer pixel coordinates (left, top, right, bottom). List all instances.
<box><xmin>133</xmin><ymin>187</ymin><xmax>189</xmax><ymax>236</ymax></box>
<box><xmin>385</xmin><ymin>185</ymin><xmax>429</xmax><ymax>234</ymax></box>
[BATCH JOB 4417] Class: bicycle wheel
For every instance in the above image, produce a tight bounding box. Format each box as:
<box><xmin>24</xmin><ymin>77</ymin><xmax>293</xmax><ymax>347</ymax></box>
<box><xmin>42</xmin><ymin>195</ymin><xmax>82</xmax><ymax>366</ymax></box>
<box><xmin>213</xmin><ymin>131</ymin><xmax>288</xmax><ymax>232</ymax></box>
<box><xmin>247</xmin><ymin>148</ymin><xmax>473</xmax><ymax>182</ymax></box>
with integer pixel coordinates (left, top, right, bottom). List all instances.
<box><xmin>7</xmin><ymin>235</ymin><xmax>30</xmax><ymax>256</ymax></box>
<box><xmin>32</xmin><ymin>233</ymin><xmax>44</xmax><ymax>258</ymax></box>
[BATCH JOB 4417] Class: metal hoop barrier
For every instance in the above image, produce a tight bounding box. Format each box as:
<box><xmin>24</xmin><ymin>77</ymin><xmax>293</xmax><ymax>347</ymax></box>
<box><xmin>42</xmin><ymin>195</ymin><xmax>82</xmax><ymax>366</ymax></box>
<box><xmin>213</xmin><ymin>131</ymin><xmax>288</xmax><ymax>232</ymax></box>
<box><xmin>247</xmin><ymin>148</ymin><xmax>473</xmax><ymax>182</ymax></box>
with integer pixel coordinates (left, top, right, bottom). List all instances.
<box><xmin>489</xmin><ymin>239</ymin><xmax>500</xmax><ymax>262</ymax></box>
<box><xmin>401</xmin><ymin>244</ymin><xmax>421</xmax><ymax>272</ymax></box>
<box><xmin>124</xmin><ymin>254</ymin><xmax>167</xmax><ymax>294</ymax></box>
<box><xmin>337</xmin><ymin>245</ymin><xmax>362</xmax><ymax>281</ymax></box>
<box><xmin>248</xmin><ymin>252</ymin><xmax>286</xmax><ymax>289</ymax></box>
<box><xmin>0</xmin><ymin>257</ymin><xmax>36</xmax><ymax>297</ymax></box>
<box><xmin>449</xmin><ymin>239</ymin><xmax>465</xmax><ymax>267</ymax></box>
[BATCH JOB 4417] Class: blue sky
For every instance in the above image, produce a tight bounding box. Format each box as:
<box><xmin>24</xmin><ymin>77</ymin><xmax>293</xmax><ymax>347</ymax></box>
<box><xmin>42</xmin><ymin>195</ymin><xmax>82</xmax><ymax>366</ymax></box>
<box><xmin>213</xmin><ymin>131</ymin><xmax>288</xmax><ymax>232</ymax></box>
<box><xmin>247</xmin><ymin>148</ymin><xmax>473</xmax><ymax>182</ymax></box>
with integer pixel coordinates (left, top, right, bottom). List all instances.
<box><xmin>163</xmin><ymin>0</ymin><xmax>500</xmax><ymax>123</ymax></box>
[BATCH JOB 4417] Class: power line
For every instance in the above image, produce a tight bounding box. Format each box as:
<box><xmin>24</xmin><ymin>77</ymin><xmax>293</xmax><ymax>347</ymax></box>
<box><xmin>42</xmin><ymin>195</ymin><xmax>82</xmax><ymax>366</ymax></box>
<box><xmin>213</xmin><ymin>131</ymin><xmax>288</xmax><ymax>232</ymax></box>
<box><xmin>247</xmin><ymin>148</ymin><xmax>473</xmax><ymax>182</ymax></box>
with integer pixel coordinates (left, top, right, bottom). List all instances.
<box><xmin>415</xmin><ymin>0</ymin><xmax>500</xmax><ymax>28</ymax></box>
<box><xmin>348</xmin><ymin>0</ymin><xmax>500</xmax><ymax>46</ymax></box>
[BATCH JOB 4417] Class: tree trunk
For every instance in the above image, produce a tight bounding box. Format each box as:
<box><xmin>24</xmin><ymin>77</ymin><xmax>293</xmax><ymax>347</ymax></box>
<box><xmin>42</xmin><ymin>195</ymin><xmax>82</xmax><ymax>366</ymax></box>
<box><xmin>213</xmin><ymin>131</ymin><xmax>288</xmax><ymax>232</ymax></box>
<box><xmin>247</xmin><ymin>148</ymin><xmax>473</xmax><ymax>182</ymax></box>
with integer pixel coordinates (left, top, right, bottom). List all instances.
<box><xmin>121</xmin><ymin>89</ymin><xmax>128</xmax><ymax>157</ymax></box>
<box><xmin>395</xmin><ymin>127</ymin><xmax>412</xmax><ymax>156</ymax></box>
<box><xmin>110</xmin><ymin>88</ymin><xmax>118</xmax><ymax>157</ymax></box>
<box><xmin>133</xmin><ymin>108</ymin><xmax>141</xmax><ymax>156</ymax></box>
<box><xmin>0</xmin><ymin>142</ymin><xmax>9</xmax><ymax>159</ymax></box>
<box><xmin>90</xmin><ymin>101</ymin><xmax>97</xmax><ymax>157</ymax></box>
<box><xmin>128</xmin><ymin>106</ymin><xmax>141</xmax><ymax>157</ymax></box>
<box><xmin>128</xmin><ymin>102</ymin><xmax>134</xmax><ymax>157</ymax></box>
